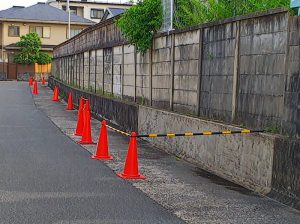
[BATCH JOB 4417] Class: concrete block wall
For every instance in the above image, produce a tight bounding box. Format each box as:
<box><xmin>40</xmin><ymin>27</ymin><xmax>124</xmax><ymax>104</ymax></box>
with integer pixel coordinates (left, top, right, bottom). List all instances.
<box><xmin>83</xmin><ymin>51</ymin><xmax>89</xmax><ymax>90</ymax></box>
<box><xmin>52</xmin><ymin>60</ymin><xmax>60</xmax><ymax>81</ymax></box>
<box><xmin>281</xmin><ymin>16</ymin><xmax>300</xmax><ymax>137</ymax></box>
<box><xmin>236</xmin><ymin>13</ymin><xmax>288</xmax><ymax>130</ymax></box>
<box><xmin>74</xmin><ymin>55</ymin><xmax>80</xmax><ymax>87</ymax></box>
<box><xmin>200</xmin><ymin>23</ymin><xmax>236</xmax><ymax>122</ymax></box>
<box><xmin>70</xmin><ymin>56</ymin><xmax>75</xmax><ymax>85</ymax></box>
<box><xmin>123</xmin><ymin>45</ymin><xmax>135</xmax><ymax>100</ymax></box>
<box><xmin>52</xmin><ymin>9</ymin><xmax>299</xmax><ymax>138</ymax></box>
<box><xmin>103</xmin><ymin>48</ymin><xmax>113</xmax><ymax>93</ymax></box>
<box><xmin>136</xmin><ymin>51</ymin><xmax>151</xmax><ymax>105</ymax></box>
<box><xmin>90</xmin><ymin>50</ymin><xmax>96</xmax><ymax>91</ymax></box>
<box><xmin>174</xmin><ymin>30</ymin><xmax>200</xmax><ymax>114</ymax></box>
<box><xmin>96</xmin><ymin>49</ymin><xmax>104</xmax><ymax>92</ymax></box>
<box><xmin>79</xmin><ymin>53</ymin><xmax>84</xmax><ymax>89</ymax></box>
<box><xmin>113</xmin><ymin>46</ymin><xmax>123</xmax><ymax>97</ymax></box>
<box><xmin>61</xmin><ymin>58</ymin><xmax>66</xmax><ymax>83</ymax></box>
<box><xmin>152</xmin><ymin>36</ymin><xmax>171</xmax><ymax>109</ymax></box>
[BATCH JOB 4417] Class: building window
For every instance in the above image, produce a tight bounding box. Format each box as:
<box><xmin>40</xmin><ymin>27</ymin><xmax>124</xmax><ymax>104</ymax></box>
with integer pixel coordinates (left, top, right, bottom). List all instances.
<box><xmin>29</xmin><ymin>26</ymin><xmax>51</xmax><ymax>38</ymax></box>
<box><xmin>68</xmin><ymin>27</ymin><xmax>83</xmax><ymax>38</ymax></box>
<box><xmin>43</xmin><ymin>27</ymin><xmax>51</xmax><ymax>38</ymax></box>
<box><xmin>30</xmin><ymin>26</ymin><xmax>42</xmax><ymax>37</ymax></box>
<box><xmin>62</xmin><ymin>5</ymin><xmax>78</xmax><ymax>15</ymax></box>
<box><xmin>8</xmin><ymin>26</ymin><xmax>20</xmax><ymax>37</ymax></box>
<box><xmin>90</xmin><ymin>9</ymin><xmax>104</xmax><ymax>19</ymax></box>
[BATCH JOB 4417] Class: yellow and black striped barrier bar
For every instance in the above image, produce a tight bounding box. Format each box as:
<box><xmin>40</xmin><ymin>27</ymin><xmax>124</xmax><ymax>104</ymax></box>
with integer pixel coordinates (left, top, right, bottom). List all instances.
<box><xmin>134</xmin><ymin>129</ymin><xmax>265</xmax><ymax>138</ymax></box>
<box><xmin>106</xmin><ymin>125</ymin><xmax>131</xmax><ymax>137</ymax></box>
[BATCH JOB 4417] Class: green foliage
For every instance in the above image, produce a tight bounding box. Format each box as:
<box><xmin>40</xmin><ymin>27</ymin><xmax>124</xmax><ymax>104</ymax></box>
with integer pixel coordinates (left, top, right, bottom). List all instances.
<box><xmin>265</xmin><ymin>123</ymin><xmax>280</xmax><ymax>134</ymax></box>
<box><xmin>116</xmin><ymin>0</ymin><xmax>163</xmax><ymax>53</ymax></box>
<box><xmin>37</xmin><ymin>52</ymin><xmax>52</xmax><ymax>64</ymax></box>
<box><xmin>175</xmin><ymin>0</ymin><xmax>290</xmax><ymax>29</ymax></box>
<box><xmin>13</xmin><ymin>32</ymin><xmax>52</xmax><ymax>65</ymax></box>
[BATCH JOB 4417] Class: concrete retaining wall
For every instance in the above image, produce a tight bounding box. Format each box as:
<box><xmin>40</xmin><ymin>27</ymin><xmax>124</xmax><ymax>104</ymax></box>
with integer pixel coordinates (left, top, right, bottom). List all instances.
<box><xmin>138</xmin><ymin>105</ymin><xmax>275</xmax><ymax>194</ymax></box>
<box><xmin>48</xmin><ymin>77</ymin><xmax>299</xmax><ymax>210</ymax></box>
<box><xmin>269</xmin><ymin>137</ymin><xmax>300</xmax><ymax>210</ymax></box>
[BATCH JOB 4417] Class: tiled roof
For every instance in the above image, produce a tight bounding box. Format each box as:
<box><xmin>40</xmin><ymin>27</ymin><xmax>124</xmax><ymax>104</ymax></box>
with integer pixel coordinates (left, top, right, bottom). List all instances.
<box><xmin>109</xmin><ymin>8</ymin><xmax>127</xmax><ymax>17</ymax></box>
<box><xmin>101</xmin><ymin>7</ymin><xmax>126</xmax><ymax>21</ymax></box>
<box><xmin>0</xmin><ymin>2</ymin><xmax>95</xmax><ymax>24</ymax></box>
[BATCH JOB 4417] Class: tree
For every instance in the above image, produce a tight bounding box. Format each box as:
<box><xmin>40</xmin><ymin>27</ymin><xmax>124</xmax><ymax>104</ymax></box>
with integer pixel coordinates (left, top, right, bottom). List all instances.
<box><xmin>116</xmin><ymin>0</ymin><xmax>163</xmax><ymax>53</ymax></box>
<box><xmin>13</xmin><ymin>32</ymin><xmax>52</xmax><ymax>65</ymax></box>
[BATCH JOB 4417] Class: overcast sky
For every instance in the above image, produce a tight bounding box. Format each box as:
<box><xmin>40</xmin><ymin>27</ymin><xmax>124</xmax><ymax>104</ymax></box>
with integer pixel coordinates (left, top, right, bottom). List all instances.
<box><xmin>0</xmin><ymin>0</ymin><xmax>132</xmax><ymax>11</ymax></box>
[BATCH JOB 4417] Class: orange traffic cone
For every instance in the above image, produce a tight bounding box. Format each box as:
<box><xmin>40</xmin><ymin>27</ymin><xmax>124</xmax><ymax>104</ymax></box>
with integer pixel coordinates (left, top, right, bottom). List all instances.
<box><xmin>78</xmin><ymin>100</ymin><xmax>95</xmax><ymax>145</ymax></box>
<box><xmin>42</xmin><ymin>77</ymin><xmax>46</xmax><ymax>86</ymax></box>
<box><xmin>29</xmin><ymin>77</ymin><xmax>33</xmax><ymax>86</ymax></box>
<box><xmin>66</xmin><ymin>92</ymin><xmax>74</xmax><ymax>110</ymax></box>
<box><xmin>52</xmin><ymin>86</ymin><xmax>59</xmax><ymax>102</ymax></box>
<box><xmin>32</xmin><ymin>80</ymin><xmax>38</xmax><ymax>95</ymax></box>
<box><xmin>91</xmin><ymin>120</ymin><xmax>113</xmax><ymax>160</ymax></box>
<box><xmin>74</xmin><ymin>97</ymin><xmax>85</xmax><ymax>136</ymax></box>
<box><xmin>117</xmin><ymin>132</ymin><xmax>145</xmax><ymax>179</ymax></box>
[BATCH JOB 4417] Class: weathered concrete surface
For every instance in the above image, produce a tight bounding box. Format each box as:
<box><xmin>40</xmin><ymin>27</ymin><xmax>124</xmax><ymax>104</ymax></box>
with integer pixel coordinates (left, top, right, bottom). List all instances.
<box><xmin>123</xmin><ymin>45</ymin><xmax>135</xmax><ymax>99</ymax></box>
<box><xmin>52</xmin><ymin>9</ymin><xmax>299</xmax><ymax>138</ymax></box>
<box><xmin>152</xmin><ymin>36</ymin><xmax>171</xmax><ymax>109</ymax></box>
<box><xmin>136</xmin><ymin>50</ymin><xmax>151</xmax><ymax>105</ymax></box>
<box><xmin>138</xmin><ymin>106</ymin><xmax>274</xmax><ymax>194</ymax></box>
<box><xmin>174</xmin><ymin>29</ymin><xmax>200</xmax><ymax>114</ymax></box>
<box><xmin>0</xmin><ymin>81</ymin><xmax>183</xmax><ymax>224</ymax></box>
<box><xmin>269</xmin><ymin>137</ymin><xmax>300</xmax><ymax>210</ymax></box>
<box><xmin>201</xmin><ymin>22</ymin><xmax>236</xmax><ymax>122</ymax></box>
<box><xmin>237</xmin><ymin>12</ymin><xmax>288</xmax><ymax>131</ymax></box>
<box><xmin>34</xmin><ymin>84</ymin><xmax>300</xmax><ymax>224</ymax></box>
<box><xmin>49</xmin><ymin>77</ymin><xmax>300</xmax><ymax>210</ymax></box>
<box><xmin>282</xmin><ymin>15</ymin><xmax>300</xmax><ymax>138</ymax></box>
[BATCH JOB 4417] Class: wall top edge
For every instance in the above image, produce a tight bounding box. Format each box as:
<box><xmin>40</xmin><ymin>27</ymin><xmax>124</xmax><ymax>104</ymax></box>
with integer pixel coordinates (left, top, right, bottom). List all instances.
<box><xmin>157</xmin><ymin>8</ymin><xmax>289</xmax><ymax>37</ymax></box>
<box><xmin>54</xmin><ymin>15</ymin><xmax>120</xmax><ymax>50</ymax></box>
<box><xmin>54</xmin><ymin>7</ymin><xmax>289</xmax><ymax>51</ymax></box>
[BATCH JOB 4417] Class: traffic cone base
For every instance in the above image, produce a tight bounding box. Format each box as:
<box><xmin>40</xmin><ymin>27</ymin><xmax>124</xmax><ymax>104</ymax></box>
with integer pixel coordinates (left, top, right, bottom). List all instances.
<box><xmin>91</xmin><ymin>154</ymin><xmax>113</xmax><ymax>160</ymax></box>
<box><xmin>116</xmin><ymin>173</ymin><xmax>145</xmax><ymax>179</ymax></box>
<box><xmin>116</xmin><ymin>132</ymin><xmax>145</xmax><ymax>180</ymax></box>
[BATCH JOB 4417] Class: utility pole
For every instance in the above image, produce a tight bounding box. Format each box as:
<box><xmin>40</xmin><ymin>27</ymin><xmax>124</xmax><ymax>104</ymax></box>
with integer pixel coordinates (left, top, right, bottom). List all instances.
<box><xmin>67</xmin><ymin>0</ymin><xmax>71</xmax><ymax>39</ymax></box>
<box><xmin>170</xmin><ymin>0</ymin><xmax>174</xmax><ymax>31</ymax></box>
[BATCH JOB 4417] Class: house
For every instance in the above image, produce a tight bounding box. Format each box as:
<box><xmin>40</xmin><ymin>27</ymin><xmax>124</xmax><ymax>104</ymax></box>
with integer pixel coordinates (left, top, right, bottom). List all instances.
<box><xmin>47</xmin><ymin>0</ymin><xmax>131</xmax><ymax>23</ymax></box>
<box><xmin>0</xmin><ymin>2</ymin><xmax>94</xmax><ymax>80</ymax></box>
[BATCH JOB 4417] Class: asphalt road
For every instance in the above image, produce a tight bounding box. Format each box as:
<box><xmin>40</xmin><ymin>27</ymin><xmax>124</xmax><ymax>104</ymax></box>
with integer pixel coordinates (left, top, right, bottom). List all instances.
<box><xmin>0</xmin><ymin>81</ymin><xmax>184</xmax><ymax>224</ymax></box>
